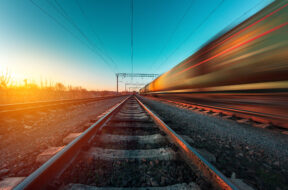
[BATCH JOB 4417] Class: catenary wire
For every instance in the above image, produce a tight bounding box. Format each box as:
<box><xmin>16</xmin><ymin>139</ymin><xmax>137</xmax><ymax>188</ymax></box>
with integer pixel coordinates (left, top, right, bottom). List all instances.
<box><xmin>74</xmin><ymin>0</ymin><xmax>119</xmax><ymax>72</ymax></box>
<box><xmin>51</xmin><ymin>0</ymin><xmax>118</xmax><ymax>71</ymax></box>
<box><xmin>154</xmin><ymin>0</ymin><xmax>225</xmax><ymax>72</ymax></box>
<box><xmin>150</xmin><ymin>0</ymin><xmax>195</xmax><ymax>73</ymax></box>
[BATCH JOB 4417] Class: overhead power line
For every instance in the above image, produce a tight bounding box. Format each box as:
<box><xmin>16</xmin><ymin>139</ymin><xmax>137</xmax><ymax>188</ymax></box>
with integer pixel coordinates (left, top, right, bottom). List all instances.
<box><xmin>29</xmin><ymin>0</ymin><xmax>88</xmax><ymax>48</ymax></box>
<box><xmin>29</xmin><ymin>0</ymin><xmax>117</xmax><ymax>72</ymax></box>
<box><xmin>150</xmin><ymin>0</ymin><xmax>195</xmax><ymax>72</ymax></box>
<box><xmin>75</xmin><ymin>0</ymin><xmax>119</xmax><ymax>72</ymax></box>
<box><xmin>131</xmin><ymin>0</ymin><xmax>134</xmax><ymax>80</ymax></box>
<box><xmin>155</xmin><ymin>0</ymin><xmax>225</xmax><ymax>71</ymax></box>
<box><xmin>51</xmin><ymin>0</ymin><xmax>118</xmax><ymax>71</ymax></box>
<box><xmin>217</xmin><ymin>0</ymin><xmax>266</xmax><ymax>36</ymax></box>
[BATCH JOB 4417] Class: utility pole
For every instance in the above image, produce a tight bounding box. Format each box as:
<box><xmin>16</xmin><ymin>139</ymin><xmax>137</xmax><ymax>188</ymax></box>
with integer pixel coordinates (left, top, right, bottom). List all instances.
<box><xmin>116</xmin><ymin>73</ymin><xmax>119</xmax><ymax>94</ymax></box>
<box><xmin>115</xmin><ymin>73</ymin><xmax>158</xmax><ymax>93</ymax></box>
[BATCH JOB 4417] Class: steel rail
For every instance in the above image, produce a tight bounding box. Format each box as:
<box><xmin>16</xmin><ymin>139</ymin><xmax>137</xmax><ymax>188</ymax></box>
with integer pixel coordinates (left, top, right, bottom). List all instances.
<box><xmin>14</xmin><ymin>96</ymin><xmax>130</xmax><ymax>190</ymax></box>
<box><xmin>0</xmin><ymin>95</ymin><xmax>122</xmax><ymax>115</ymax></box>
<box><xmin>148</xmin><ymin>96</ymin><xmax>288</xmax><ymax>129</ymax></box>
<box><xmin>135</xmin><ymin>96</ymin><xmax>239</xmax><ymax>190</ymax></box>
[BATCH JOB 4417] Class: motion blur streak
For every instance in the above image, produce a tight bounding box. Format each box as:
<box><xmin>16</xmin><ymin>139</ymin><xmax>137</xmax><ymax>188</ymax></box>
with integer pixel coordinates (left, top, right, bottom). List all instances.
<box><xmin>175</xmin><ymin>21</ymin><xmax>288</xmax><ymax>76</ymax></box>
<box><xmin>141</xmin><ymin>0</ymin><xmax>288</xmax><ymax>128</ymax></box>
<box><xmin>177</xmin><ymin>2</ymin><xmax>288</xmax><ymax>69</ymax></box>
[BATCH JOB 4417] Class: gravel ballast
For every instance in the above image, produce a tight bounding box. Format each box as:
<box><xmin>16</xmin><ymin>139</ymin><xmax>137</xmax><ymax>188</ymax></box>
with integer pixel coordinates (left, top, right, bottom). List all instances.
<box><xmin>0</xmin><ymin>96</ymin><xmax>126</xmax><ymax>179</ymax></box>
<box><xmin>60</xmin><ymin>159</ymin><xmax>198</xmax><ymax>188</ymax></box>
<box><xmin>139</xmin><ymin>95</ymin><xmax>288</xmax><ymax>190</ymax></box>
<box><xmin>58</xmin><ymin>96</ymin><xmax>210</xmax><ymax>190</ymax></box>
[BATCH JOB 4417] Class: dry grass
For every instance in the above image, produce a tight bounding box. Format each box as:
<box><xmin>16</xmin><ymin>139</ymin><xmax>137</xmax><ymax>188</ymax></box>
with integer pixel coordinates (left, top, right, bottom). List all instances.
<box><xmin>0</xmin><ymin>72</ymin><xmax>115</xmax><ymax>104</ymax></box>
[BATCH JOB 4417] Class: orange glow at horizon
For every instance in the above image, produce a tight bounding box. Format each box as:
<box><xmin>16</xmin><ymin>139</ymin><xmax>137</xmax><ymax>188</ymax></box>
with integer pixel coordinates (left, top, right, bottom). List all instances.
<box><xmin>0</xmin><ymin>48</ymin><xmax>113</xmax><ymax>91</ymax></box>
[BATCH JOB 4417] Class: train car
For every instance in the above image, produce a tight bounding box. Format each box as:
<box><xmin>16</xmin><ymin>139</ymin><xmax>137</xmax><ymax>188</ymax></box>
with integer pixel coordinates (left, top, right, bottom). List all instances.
<box><xmin>141</xmin><ymin>0</ymin><xmax>288</xmax><ymax>95</ymax></box>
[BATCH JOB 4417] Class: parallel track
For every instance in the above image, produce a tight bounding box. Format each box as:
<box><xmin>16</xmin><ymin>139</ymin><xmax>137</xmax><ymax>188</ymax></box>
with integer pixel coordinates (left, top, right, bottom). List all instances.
<box><xmin>14</xmin><ymin>95</ymin><xmax>240</xmax><ymax>190</ymax></box>
<box><xmin>144</xmin><ymin>95</ymin><xmax>288</xmax><ymax>130</ymax></box>
<box><xmin>0</xmin><ymin>96</ymin><xmax>122</xmax><ymax>115</ymax></box>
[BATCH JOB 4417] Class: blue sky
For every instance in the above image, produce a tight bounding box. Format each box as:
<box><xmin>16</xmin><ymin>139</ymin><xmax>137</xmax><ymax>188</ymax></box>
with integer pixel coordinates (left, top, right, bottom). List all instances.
<box><xmin>0</xmin><ymin>0</ymin><xmax>273</xmax><ymax>91</ymax></box>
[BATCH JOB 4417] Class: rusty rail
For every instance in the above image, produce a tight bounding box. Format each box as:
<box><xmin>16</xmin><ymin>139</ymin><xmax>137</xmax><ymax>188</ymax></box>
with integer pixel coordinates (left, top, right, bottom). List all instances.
<box><xmin>147</xmin><ymin>96</ymin><xmax>288</xmax><ymax>129</ymax></box>
<box><xmin>14</xmin><ymin>96</ymin><xmax>129</xmax><ymax>190</ymax></box>
<box><xmin>15</xmin><ymin>95</ymin><xmax>239</xmax><ymax>189</ymax></box>
<box><xmin>136</xmin><ymin>96</ymin><xmax>239</xmax><ymax>190</ymax></box>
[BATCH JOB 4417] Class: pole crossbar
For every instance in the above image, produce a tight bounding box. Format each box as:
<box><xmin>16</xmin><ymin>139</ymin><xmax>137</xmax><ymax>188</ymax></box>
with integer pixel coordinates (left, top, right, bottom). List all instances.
<box><xmin>116</xmin><ymin>73</ymin><xmax>159</xmax><ymax>78</ymax></box>
<box><xmin>116</xmin><ymin>73</ymin><xmax>159</xmax><ymax>93</ymax></box>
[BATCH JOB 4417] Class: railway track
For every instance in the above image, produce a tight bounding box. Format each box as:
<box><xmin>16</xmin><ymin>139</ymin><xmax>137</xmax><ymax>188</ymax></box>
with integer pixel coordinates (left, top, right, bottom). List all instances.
<box><xmin>145</xmin><ymin>95</ymin><xmax>288</xmax><ymax>131</ymax></box>
<box><xmin>11</xmin><ymin>95</ymin><xmax>245</xmax><ymax>190</ymax></box>
<box><xmin>0</xmin><ymin>96</ymin><xmax>122</xmax><ymax>115</ymax></box>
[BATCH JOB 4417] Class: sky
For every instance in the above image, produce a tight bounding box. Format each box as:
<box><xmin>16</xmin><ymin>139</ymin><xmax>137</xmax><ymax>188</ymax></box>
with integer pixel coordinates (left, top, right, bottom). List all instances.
<box><xmin>0</xmin><ymin>0</ymin><xmax>273</xmax><ymax>91</ymax></box>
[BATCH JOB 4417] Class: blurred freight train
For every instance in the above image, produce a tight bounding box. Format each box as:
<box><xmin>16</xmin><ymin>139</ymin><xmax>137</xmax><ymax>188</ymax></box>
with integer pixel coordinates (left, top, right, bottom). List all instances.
<box><xmin>140</xmin><ymin>0</ymin><xmax>288</xmax><ymax>127</ymax></box>
<box><xmin>141</xmin><ymin>0</ymin><xmax>287</xmax><ymax>95</ymax></box>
